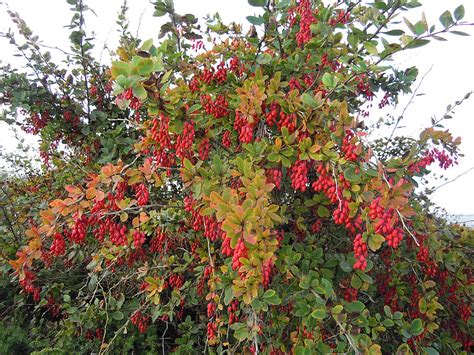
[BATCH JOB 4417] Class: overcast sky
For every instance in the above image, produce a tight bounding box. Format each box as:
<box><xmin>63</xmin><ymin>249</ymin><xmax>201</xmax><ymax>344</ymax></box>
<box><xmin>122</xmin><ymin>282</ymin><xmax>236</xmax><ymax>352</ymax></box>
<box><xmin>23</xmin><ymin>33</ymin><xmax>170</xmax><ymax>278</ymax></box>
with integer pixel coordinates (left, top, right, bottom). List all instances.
<box><xmin>0</xmin><ymin>0</ymin><xmax>473</xmax><ymax>215</ymax></box>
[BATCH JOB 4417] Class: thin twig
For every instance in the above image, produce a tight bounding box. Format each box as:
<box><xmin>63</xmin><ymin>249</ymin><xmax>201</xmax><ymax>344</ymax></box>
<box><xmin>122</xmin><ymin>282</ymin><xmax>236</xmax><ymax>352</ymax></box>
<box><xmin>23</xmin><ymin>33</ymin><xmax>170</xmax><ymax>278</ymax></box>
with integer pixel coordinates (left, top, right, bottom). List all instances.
<box><xmin>430</xmin><ymin>166</ymin><xmax>474</xmax><ymax>193</ymax></box>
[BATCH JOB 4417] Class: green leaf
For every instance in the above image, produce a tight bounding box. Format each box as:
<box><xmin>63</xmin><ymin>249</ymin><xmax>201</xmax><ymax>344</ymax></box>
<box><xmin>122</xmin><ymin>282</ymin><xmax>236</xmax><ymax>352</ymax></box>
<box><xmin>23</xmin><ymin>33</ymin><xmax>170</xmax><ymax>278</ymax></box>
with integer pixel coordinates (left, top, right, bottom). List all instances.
<box><xmin>351</xmin><ymin>274</ymin><xmax>362</xmax><ymax>289</ymax></box>
<box><xmin>311</xmin><ymin>308</ymin><xmax>327</xmax><ymax>320</ymax></box>
<box><xmin>224</xmin><ymin>287</ymin><xmax>234</xmax><ymax>305</ymax></box>
<box><xmin>135</xmin><ymin>58</ymin><xmax>154</xmax><ymax>76</ymax></box>
<box><xmin>317</xmin><ymin>205</ymin><xmax>330</xmax><ymax>218</ymax></box>
<box><xmin>233</xmin><ymin>325</ymin><xmax>250</xmax><ymax>340</ymax></box>
<box><xmin>264</xmin><ymin>293</ymin><xmax>281</xmax><ymax>305</ymax></box>
<box><xmin>344</xmin><ymin>166</ymin><xmax>360</xmax><ymax>183</ymax></box>
<box><xmin>345</xmin><ymin>300</ymin><xmax>365</xmax><ymax>313</ymax></box>
<box><xmin>262</xmin><ymin>289</ymin><xmax>276</xmax><ymax>299</ymax></box>
<box><xmin>439</xmin><ymin>11</ymin><xmax>454</xmax><ymax>28</ymax></box>
<box><xmin>63</xmin><ymin>294</ymin><xmax>71</xmax><ymax>303</ymax></box>
<box><xmin>340</xmin><ymin>261</ymin><xmax>352</xmax><ymax>272</ymax></box>
<box><xmin>66</xmin><ymin>306</ymin><xmax>78</xmax><ymax>314</ymax></box>
<box><xmin>111</xmin><ymin>61</ymin><xmax>131</xmax><ymax>79</ymax></box>
<box><xmin>407</xmin><ymin>39</ymin><xmax>430</xmax><ymax>48</ymax></box>
<box><xmin>423</xmin><ymin>347</ymin><xmax>440</xmax><ymax>355</ymax></box>
<box><xmin>132</xmin><ymin>85</ymin><xmax>147</xmax><ymax>100</ymax></box>
<box><xmin>332</xmin><ymin>305</ymin><xmax>343</xmax><ymax>314</ymax></box>
<box><xmin>111</xmin><ymin>311</ymin><xmax>124</xmax><ymax>320</ymax></box>
<box><xmin>246</xmin><ymin>15</ymin><xmax>264</xmax><ymax>26</ymax></box>
<box><xmin>393</xmin><ymin>311</ymin><xmax>403</xmax><ymax>320</ymax></box>
<box><xmin>322</xmin><ymin>73</ymin><xmax>337</xmax><ymax>88</ymax></box>
<box><xmin>414</xmin><ymin>21</ymin><xmax>427</xmax><ymax>36</ymax></box>
<box><xmin>248</xmin><ymin>0</ymin><xmax>266</xmax><ymax>6</ymax></box>
<box><xmin>301</xmin><ymin>93</ymin><xmax>318</xmax><ymax>108</ymax></box>
<box><xmin>257</xmin><ymin>53</ymin><xmax>272</xmax><ymax>65</ymax></box>
<box><xmin>383</xmin><ymin>29</ymin><xmax>405</xmax><ymax>36</ymax></box>
<box><xmin>451</xmin><ymin>30</ymin><xmax>469</xmax><ymax>36</ymax></box>
<box><xmin>410</xmin><ymin>318</ymin><xmax>424</xmax><ymax>336</ymax></box>
<box><xmin>364</xmin><ymin>41</ymin><xmax>378</xmax><ymax>55</ymax></box>
<box><xmin>368</xmin><ymin>233</ymin><xmax>385</xmax><ymax>251</ymax></box>
<box><xmin>141</xmin><ymin>38</ymin><xmax>154</xmax><ymax>51</ymax></box>
<box><xmin>454</xmin><ymin>5</ymin><xmax>465</xmax><ymax>21</ymax></box>
<box><xmin>295</xmin><ymin>346</ymin><xmax>312</xmax><ymax>355</ymax></box>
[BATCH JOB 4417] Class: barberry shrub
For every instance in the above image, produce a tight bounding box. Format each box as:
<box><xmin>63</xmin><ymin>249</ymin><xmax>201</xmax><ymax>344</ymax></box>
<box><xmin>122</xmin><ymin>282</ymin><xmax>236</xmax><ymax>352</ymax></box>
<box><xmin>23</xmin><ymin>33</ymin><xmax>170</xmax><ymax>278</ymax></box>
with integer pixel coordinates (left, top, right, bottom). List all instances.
<box><xmin>2</xmin><ymin>0</ymin><xmax>473</xmax><ymax>354</ymax></box>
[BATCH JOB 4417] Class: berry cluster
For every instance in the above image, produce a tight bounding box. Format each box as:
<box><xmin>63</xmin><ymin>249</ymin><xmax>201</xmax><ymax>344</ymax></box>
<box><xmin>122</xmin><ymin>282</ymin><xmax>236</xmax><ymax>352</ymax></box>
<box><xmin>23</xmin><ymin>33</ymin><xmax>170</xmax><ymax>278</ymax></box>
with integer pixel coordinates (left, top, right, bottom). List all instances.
<box><xmin>341</xmin><ymin>130</ymin><xmax>359</xmax><ymax>161</ymax></box>
<box><xmin>23</xmin><ymin>112</ymin><xmax>49</xmax><ymax>135</ymax></box>
<box><xmin>207</xmin><ymin>301</ymin><xmax>217</xmax><ymax>318</ymax></box>
<box><xmin>203</xmin><ymin>216</ymin><xmax>223</xmax><ymax>241</ymax></box>
<box><xmin>109</xmin><ymin>222</ymin><xmax>128</xmax><ymax>246</ymax></box>
<box><xmin>369</xmin><ymin>197</ymin><xmax>403</xmax><ymax>248</ymax></box>
<box><xmin>50</xmin><ymin>232</ymin><xmax>66</xmax><ymax>256</ymax></box>
<box><xmin>134</xmin><ymin>183</ymin><xmax>149</xmax><ymax>206</ymax></box>
<box><xmin>232</xmin><ymin>238</ymin><xmax>248</xmax><ymax>271</ymax></box>
<box><xmin>312</xmin><ymin>164</ymin><xmax>339</xmax><ymax>204</ymax></box>
<box><xmin>189</xmin><ymin>76</ymin><xmax>200</xmax><ymax>92</ymax></box>
<box><xmin>261</xmin><ymin>259</ymin><xmax>274</xmax><ymax>288</ymax></box>
<box><xmin>19</xmin><ymin>268</ymin><xmax>40</xmax><ymax>302</ymax></box>
<box><xmin>333</xmin><ymin>199</ymin><xmax>351</xmax><ymax>226</ymax></box>
<box><xmin>46</xmin><ymin>294</ymin><xmax>62</xmax><ymax>318</ymax></box>
<box><xmin>227</xmin><ymin>300</ymin><xmax>239</xmax><ymax>324</ymax></box>
<box><xmin>168</xmin><ymin>274</ymin><xmax>184</xmax><ymax>289</ymax></box>
<box><xmin>293</xmin><ymin>0</ymin><xmax>317</xmax><ymax>47</ymax></box>
<box><xmin>290</xmin><ymin>159</ymin><xmax>308</xmax><ymax>192</ymax></box>
<box><xmin>207</xmin><ymin>321</ymin><xmax>218</xmax><ymax>340</ymax></box>
<box><xmin>408</xmin><ymin>151</ymin><xmax>435</xmax><ymax>174</ymax></box>
<box><xmin>176</xmin><ymin>120</ymin><xmax>195</xmax><ymax>160</ymax></box>
<box><xmin>277</xmin><ymin>111</ymin><xmax>297</xmax><ymax>133</ymax></box>
<box><xmin>133</xmin><ymin>230</ymin><xmax>146</xmax><ymax>249</ymax></box>
<box><xmin>234</xmin><ymin>111</ymin><xmax>255</xmax><ymax>144</ymax></box>
<box><xmin>266</xmin><ymin>168</ymin><xmax>283</xmax><ymax>189</ymax></box>
<box><xmin>353</xmin><ymin>233</ymin><xmax>368</xmax><ymax>270</ymax></box>
<box><xmin>265</xmin><ymin>102</ymin><xmax>279</xmax><ymax>126</ymax></box>
<box><xmin>150</xmin><ymin>114</ymin><xmax>172</xmax><ymax>149</ymax></box>
<box><xmin>355</xmin><ymin>75</ymin><xmax>374</xmax><ymax>100</ymax></box>
<box><xmin>150</xmin><ymin>227</ymin><xmax>168</xmax><ymax>253</ymax></box>
<box><xmin>214</xmin><ymin>62</ymin><xmax>228</xmax><ymax>84</ymax></box>
<box><xmin>221</xmin><ymin>235</ymin><xmax>233</xmax><ymax>256</ymax></box>
<box><xmin>70</xmin><ymin>215</ymin><xmax>89</xmax><ymax>244</ymax></box>
<box><xmin>198</xmin><ymin>137</ymin><xmax>211</xmax><ymax>161</ymax></box>
<box><xmin>328</xmin><ymin>10</ymin><xmax>350</xmax><ymax>26</ymax></box>
<box><xmin>130</xmin><ymin>310</ymin><xmax>150</xmax><ymax>333</ymax></box>
<box><xmin>201</xmin><ymin>94</ymin><xmax>229</xmax><ymax>119</ymax></box>
<box><xmin>222</xmin><ymin>130</ymin><xmax>232</xmax><ymax>148</ymax></box>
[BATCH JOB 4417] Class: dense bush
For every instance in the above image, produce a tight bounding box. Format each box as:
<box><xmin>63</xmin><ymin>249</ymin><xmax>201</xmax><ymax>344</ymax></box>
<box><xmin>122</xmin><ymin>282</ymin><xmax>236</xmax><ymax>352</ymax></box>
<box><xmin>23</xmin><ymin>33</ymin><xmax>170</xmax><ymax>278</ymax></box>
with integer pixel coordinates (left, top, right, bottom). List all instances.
<box><xmin>1</xmin><ymin>0</ymin><xmax>473</xmax><ymax>353</ymax></box>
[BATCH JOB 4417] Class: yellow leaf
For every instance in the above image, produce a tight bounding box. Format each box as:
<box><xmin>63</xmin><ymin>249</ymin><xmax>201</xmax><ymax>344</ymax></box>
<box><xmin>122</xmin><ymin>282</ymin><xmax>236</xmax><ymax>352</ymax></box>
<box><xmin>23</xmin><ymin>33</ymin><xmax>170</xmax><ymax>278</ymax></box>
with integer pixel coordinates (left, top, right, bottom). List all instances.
<box><xmin>132</xmin><ymin>217</ymin><xmax>140</xmax><ymax>228</ymax></box>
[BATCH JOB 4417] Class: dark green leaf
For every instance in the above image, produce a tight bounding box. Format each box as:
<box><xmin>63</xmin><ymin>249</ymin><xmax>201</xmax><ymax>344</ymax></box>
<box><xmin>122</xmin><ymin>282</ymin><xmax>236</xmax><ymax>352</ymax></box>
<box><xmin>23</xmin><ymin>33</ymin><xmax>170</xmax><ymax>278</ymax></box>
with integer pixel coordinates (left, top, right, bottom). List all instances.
<box><xmin>248</xmin><ymin>0</ymin><xmax>266</xmax><ymax>6</ymax></box>
<box><xmin>439</xmin><ymin>11</ymin><xmax>454</xmax><ymax>28</ymax></box>
<box><xmin>246</xmin><ymin>15</ymin><xmax>264</xmax><ymax>26</ymax></box>
<box><xmin>454</xmin><ymin>5</ymin><xmax>465</xmax><ymax>21</ymax></box>
<box><xmin>317</xmin><ymin>205</ymin><xmax>330</xmax><ymax>218</ymax></box>
<box><xmin>345</xmin><ymin>300</ymin><xmax>365</xmax><ymax>313</ymax></box>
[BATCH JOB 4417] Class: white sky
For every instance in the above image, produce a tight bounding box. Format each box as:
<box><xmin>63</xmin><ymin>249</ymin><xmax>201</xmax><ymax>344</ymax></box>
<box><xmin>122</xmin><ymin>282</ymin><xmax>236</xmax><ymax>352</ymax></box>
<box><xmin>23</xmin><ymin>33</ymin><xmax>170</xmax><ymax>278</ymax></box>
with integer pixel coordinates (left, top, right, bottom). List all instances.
<box><xmin>0</xmin><ymin>0</ymin><xmax>473</xmax><ymax>215</ymax></box>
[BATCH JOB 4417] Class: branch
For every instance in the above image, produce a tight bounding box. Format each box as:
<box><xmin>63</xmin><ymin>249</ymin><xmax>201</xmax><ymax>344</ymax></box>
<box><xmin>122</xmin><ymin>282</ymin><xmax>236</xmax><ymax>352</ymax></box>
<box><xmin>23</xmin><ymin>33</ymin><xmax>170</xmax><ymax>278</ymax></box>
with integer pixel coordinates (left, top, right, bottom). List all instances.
<box><xmin>430</xmin><ymin>166</ymin><xmax>474</xmax><ymax>193</ymax></box>
<box><xmin>385</xmin><ymin>65</ymin><xmax>433</xmax><ymax>146</ymax></box>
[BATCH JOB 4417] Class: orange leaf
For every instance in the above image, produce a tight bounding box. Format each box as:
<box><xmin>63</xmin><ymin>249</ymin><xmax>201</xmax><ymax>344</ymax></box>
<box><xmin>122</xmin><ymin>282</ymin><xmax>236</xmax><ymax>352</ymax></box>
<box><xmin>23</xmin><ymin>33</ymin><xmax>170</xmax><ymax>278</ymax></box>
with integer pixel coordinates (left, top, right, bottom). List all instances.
<box><xmin>132</xmin><ymin>217</ymin><xmax>140</xmax><ymax>228</ymax></box>
<box><xmin>140</xmin><ymin>159</ymin><xmax>152</xmax><ymax>176</ymax></box>
<box><xmin>139</xmin><ymin>212</ymin><xmax>149</xmax><ymax>224</ymax></box>
<box><xmin>101</xmin><ymin>163</ymin><xmax>115</xmax><ymax>177</ymax></box>
<box><xmin>86</xmin><ymin>188</ymin><xmax>96</xmax><ymax>200</ymax></box>
<box><xmin>95</xmin><ymin>189</ymin><xmax>105</xmax><ymax>202</ymax></box>
<box><xmin>65</xmin><ymin>185</ymin><xmax>81</xmax><ymax>195</ymax></box>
